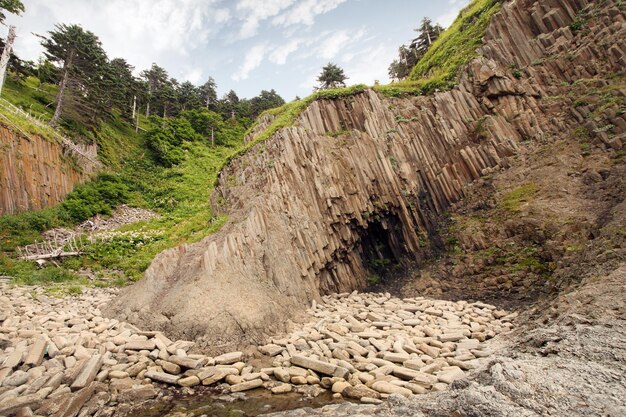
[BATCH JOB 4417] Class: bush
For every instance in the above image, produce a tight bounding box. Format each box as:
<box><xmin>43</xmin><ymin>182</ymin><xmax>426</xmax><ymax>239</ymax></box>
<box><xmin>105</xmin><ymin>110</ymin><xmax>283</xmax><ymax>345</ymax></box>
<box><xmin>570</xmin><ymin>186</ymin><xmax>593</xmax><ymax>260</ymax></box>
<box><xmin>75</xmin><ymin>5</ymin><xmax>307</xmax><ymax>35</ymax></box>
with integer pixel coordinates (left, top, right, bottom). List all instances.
<box><xmin>60</xmin><ymin>173</ymin><xmax>130</xmax><ymax>222</ymax></box>
<box><xmin>145</xmin><ymin>117</ymin><xmax>200</xmax><ymax>166</ymax></box>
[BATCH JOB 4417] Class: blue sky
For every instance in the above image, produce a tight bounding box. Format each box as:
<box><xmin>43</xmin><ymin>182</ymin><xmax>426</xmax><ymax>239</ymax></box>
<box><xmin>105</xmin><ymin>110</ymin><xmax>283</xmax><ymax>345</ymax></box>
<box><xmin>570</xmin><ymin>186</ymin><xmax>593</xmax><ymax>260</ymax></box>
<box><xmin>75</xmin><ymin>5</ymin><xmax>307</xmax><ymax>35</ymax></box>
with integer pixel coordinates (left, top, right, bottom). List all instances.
<box><xmin>7</xmin><ymin>0</ymin><xmax>469</xmax><ymax>100</ymax></box>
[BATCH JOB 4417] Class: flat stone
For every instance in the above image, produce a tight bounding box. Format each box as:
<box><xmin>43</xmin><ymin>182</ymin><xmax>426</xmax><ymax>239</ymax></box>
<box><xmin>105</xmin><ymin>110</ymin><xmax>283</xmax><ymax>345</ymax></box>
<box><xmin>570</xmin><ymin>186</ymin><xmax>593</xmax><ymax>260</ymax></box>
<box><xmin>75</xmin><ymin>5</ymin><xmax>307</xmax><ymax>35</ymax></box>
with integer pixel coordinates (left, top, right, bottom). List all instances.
<box><xmin>437</xmin><ymin>367</ymin><xmax>465</xmax><ymax>384</ymax></box>
<box><xmin>3</xmin><ymin>370</ymin><xmax>29</xmax><ymax>387</ymax></box>
<box><xmin>70</xmin><ymin>354</ymin><xmax>102</xmax><ymax>390</ymax></box>
<box><xmin>371</xmin><ymin>381</ymin><xmax>412</xmax><ymax>397</ymax></box>
<box><xmin>145</xmin><ymin>371</ymin><xmax>180</xmax><ymax>385</ymax></box>
<box><xmin>342</xmin><ymin>384</ymin><xmax>381</xmax><ymax>400</ymax></box>
<box><xmin>214</xmin><ymin>352</ymin><xmax>243</xmax><ymax>365</ymax></box>
<box><xmin>52</xmin><ymin>383</ymin><xmax>96</xmax><ymax>417</ymax></box>
<box><xmin>3</xmin><ymin>348</ymin><xmax>25</xmax><ymax>369</ymax></box>
<box><xmin>124</xmin><ymin>341</ymin><xmax>156</xmax><ymax>351</ymax></box>
<box><xmin>117</xmin><ymin>385</ymin><xmax>158</xmax><ymax>402</ymax></box>
<box><xmin>259</xmin><ymin>344</ymin><xmax>284</xmax><ymax>357</ymax></box>
<box><xmin>168</xmin><ymin>355</ymin><xmax>202</xmax><ymax>369</ymax></box>
<box><xmin>383</xmin><ymin>352</ymin><xmax>410</xmax><ymax>363</ymax></box>
<box><xmin>0</xmin><ymin>394</ymin><xmax>42</xmax><ymax>416</ymax></box>
<box><xmin>230</xmin><ymin>378</ymin><xmax>263</xmax><ymax>392</ymax></box>
<box><xmin>24</xmin><ymin>338</ymin><xmax>47</xmax><ymax>367</ymax></box>
<box><xmin>290</xmin><ymin>355</ymin><xmax>349</xmax><ymax>378</ymax></box>
<box><xmin>201</xmin><ymin>370</ymin><xmax>228</xmax><ymax>386</ymax></box>
<box><xmin>331</xmin><ymin>381</ymin><xmax>350</xmax><ymax>393</ymax></box>
<box><xmin>108</xmin><ymin>371</ymin><xmax>129</xmax><ymax>379</ymax></box>
<box><xmin>178</xmin><ymin>375</ymin><xmax>200</xmax><ymax>387</ymax></box>
<box><xmin>270</xmin><ymin>383</ymin><xmax>292</xmax><ymax>394</ymax></box>
<box><xmin>274</xmin><ymin>368</ymin><xmax>291</xmax><ymax>383</ymax></box>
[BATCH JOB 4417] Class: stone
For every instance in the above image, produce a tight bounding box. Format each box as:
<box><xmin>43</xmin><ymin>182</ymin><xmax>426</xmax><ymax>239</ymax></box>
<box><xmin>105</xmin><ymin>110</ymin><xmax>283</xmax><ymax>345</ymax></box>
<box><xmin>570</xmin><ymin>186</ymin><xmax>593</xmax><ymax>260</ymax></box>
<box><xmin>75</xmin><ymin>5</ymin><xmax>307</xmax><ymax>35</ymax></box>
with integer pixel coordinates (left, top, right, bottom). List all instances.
<box><xmin>178</xmin><ymin>375</ymin><xmax>200</xmax><ymax>387</ymax></box>
<box><xmin>371</xmin><ymin>381</ymin><xmax>412</xmax><ymax>397</ymax></box>
<box><xmin>259</xmin><ymin>344</ymin><xmax>284</xmax><ymax>357</ymax></box>
<box><xmin>3</xmin><ymin>370</ymin><xmax>29</xmax><ymax>387</ymax></box>
<box><xmin>70</xmin><ymin>354</ymin><xmax>102</xmax><ymax>390</ymax></box>
<box><xmin>145</xmin><ymin>371</ymin><xmax>180</xmax><ymax>385</ymax></box>
<box><xmin>117</xmin><ymin>385</ymin><xmax>158</xmax><ymax>402</ymax></box>
<box><xmin>157</xmin><ymin>360</ymin><xmax>181</xmax><ymax>375</ymax></box>
<box><xmin>291</xmin><ymin>376</ymin><xmax>307</xmax><ymax>385</ymax></box>
<box><xmin>24</xmin><ymin>338</ymin><xmax>47</xmax><ymax>367</ymax></box>
<box><xmin>124</xmin><ymin>340</ymin><xmax>156</xmax><ymax>351</ymax></box>
<box><xmin>201</xmin><ymin>371</ymin><xmax>228</xmax><ymax>386</ymax></box>
<box><xmin>168</xmin><ymin>355</ymin><xmax>202</xmax><ymax>369</ymax></box>
<box><xmin>108</xmin><ymin>371</ymin><xmax>129</xmax><ymax>379</ymax></box>
<box><xmin>271</xmin><ymin>383</ymin><xmax>292</xmax><ymax>394</ymax></box>
<box><xmin>290</xmin><ymin>355</ymin><xmax>349</xmax><ymax>379</ymax></box>
<box><xmin>274</xmin><ymin>368</ymin><xmax>291</xmax><ymax>383</ymax></box>
<box><xmin>437</xmin><ymin>367</ymin><xmax>465</xmax><ymax>384</ymax></box>
<box><xmin>343</xmin><ymin>385</ymin><xmax>381</xmax><ymax>400</ymax></box>
<box><xmin>214</xmin><ymin>352</ymin><xmax>243</xmax><ymax>365</ymax></box>
<box><xmin>230</xmin><ymin>378</ymin><xmax>263</xmax><ymax>392</ymax></box>
<box><xmin>0</xmin><ymin>394</ymin><xmax>42</xmax><ymax>416</ymax></box>
<box><xmin>52</xmin><ymin>383</ymin><xmax>96</xmax><ymax>417</ymax></box>
<box><xmin>361</xmin><ymin>396</ymin><xmax>383</xmax><ymax>404</ymax></box>
<box><xmin>331</xmin><ymin>380</ymin><xmax>350</xmax><ymax>393</ymax></box>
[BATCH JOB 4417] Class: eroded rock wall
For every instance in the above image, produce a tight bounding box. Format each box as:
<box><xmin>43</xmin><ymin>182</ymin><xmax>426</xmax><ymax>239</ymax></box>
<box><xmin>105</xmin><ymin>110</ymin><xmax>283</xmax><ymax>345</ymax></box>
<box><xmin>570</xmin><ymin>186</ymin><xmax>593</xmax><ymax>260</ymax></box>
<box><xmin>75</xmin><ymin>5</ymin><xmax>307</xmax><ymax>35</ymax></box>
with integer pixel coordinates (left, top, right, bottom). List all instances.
<box><xmin>0</xmin><ymin>124</ymin><xmax>98</xmax><ymax>215</ymax></box>
<box><xmin>106</xmin><ymin>0</ymin><xmax>626</xmax><ymax>352</ymax></box>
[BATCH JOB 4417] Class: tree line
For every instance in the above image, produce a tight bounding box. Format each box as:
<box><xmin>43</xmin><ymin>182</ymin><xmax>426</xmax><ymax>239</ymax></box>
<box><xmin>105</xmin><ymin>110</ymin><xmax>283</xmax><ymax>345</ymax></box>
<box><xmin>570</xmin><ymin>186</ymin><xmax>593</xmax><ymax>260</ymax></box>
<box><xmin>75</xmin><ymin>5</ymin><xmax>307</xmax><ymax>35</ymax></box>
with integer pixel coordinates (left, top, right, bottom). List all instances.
<box><xmin>1</xmin><ymin>4</ymin><xmax>285</xmax><ymax>131</ymax></box>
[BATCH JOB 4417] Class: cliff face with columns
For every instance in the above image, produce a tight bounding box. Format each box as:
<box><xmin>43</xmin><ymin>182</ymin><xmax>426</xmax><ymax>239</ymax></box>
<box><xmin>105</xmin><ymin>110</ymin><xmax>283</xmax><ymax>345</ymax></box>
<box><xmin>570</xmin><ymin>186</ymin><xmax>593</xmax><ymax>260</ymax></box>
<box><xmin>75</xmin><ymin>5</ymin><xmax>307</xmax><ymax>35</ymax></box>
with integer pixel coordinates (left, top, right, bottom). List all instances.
<box><xmin>0</xmin><ymin>124</ymin><xmax>99</xmax><ymax>215</ymax></box>
<box><xmin>106</xmin><ymin>0</ymin><xmax>625</xmax><ymax>352</ymax></box>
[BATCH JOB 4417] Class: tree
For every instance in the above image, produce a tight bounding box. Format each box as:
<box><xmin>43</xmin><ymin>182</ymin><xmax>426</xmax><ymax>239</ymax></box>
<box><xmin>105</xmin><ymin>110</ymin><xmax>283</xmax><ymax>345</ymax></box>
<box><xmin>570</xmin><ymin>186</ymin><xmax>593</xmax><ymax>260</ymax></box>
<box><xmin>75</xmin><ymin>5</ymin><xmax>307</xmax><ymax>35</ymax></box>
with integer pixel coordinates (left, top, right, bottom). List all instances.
<box><xmin>39</xmin><ymin>24</ymin><xmax>108</xmax><ymax>126</ymax></box>
<box><xmin>177</xmin><ymin>81</ymin><xmax>201</xmax><ymax>111</ymax></box>
<box><xmin>199</xmin><ymin>77</ymin><xmax>217</xmax><ymax>110</ymax></box>
<box><xmin>388</xmin><ymin>17</ymin><xmax>444</xmax><ymax>81</ymax></box>
<box><xmin>0</xmin><ymin>0</ymin><xmax>24</xmax><ymax>23</ymax></box>
<box><xmin>140</xmin><ymin>63</ymin><xmax>168</xmax><ymax>117</ymax></box>
<box><xmin>249</xmin><ymin>89</ymin><xmax>285</xmax><ymax>118</ymax></box>
<box><xmin>317</xmin><ymin>62</ymin><xmax>347</xmax><ymax>89</ymax></box>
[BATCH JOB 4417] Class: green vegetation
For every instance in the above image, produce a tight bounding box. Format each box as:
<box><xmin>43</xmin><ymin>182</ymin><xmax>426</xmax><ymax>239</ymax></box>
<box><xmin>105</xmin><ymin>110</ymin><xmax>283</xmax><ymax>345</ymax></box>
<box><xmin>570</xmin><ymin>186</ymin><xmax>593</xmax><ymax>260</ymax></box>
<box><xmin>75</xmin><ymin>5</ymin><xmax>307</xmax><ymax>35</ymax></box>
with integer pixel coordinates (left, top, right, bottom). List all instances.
<box><xmin>0</xmin><ymin>75</ymin><xmax>244</xmax><ymax>284</ymax></box>
<box><xmin>408</xmin><ymin>0</ymin><xmax>502</xmax><ymax>86</ymax></box>
<box><xmin>499</xmin><ymin>183</ymin><xmax>539</xmax><ymax>212</ymax></box>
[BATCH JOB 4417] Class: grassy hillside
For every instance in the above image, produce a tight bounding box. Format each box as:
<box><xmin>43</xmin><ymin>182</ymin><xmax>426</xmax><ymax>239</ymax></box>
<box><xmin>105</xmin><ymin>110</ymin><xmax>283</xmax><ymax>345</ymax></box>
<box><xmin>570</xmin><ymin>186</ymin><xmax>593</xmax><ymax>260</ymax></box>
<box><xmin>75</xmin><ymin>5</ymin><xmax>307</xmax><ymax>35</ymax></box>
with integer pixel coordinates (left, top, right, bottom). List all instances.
<box><xmin>0</xmin><ymin>75</ymin><xmax>243</xmax><ymax>289</ymax></box>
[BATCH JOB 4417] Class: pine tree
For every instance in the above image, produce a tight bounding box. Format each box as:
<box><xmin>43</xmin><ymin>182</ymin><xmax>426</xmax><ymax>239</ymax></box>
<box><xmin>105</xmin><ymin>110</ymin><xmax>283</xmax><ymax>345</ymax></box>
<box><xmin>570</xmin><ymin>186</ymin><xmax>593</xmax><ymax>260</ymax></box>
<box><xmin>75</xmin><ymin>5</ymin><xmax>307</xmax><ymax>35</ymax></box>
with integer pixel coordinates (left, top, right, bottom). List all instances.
<box><xmin>140</xmin><ymin>63</ymin><xmax>168</xmax><ymax>117</ymax></box>
<box><xmin>0</xmin><ymin>0</ymin><xmax>24</xmax><ymax>23</ymax></box>
<box><xmin>177</xmin><ymin>81</ymin><xmax>201</xmax><ymax>111</ymax></box>
<box><xmin>39</xmin><ymin>24</ymin><xmax>108</xmax><ymax>127</ymax></box>
<box><xmin>199</xmin><ymin>77</ymin><xmax>217</xmax><ymax>110</ymax></box>
<box><xmin>317</xmin><ymin>62</ymin><xmax>348</xmax><ymax>89</ymax></box>
<box><xmin>388</xmin><ymin>17</ymin><xmax>444</xmax><ymax>81</ymax></box>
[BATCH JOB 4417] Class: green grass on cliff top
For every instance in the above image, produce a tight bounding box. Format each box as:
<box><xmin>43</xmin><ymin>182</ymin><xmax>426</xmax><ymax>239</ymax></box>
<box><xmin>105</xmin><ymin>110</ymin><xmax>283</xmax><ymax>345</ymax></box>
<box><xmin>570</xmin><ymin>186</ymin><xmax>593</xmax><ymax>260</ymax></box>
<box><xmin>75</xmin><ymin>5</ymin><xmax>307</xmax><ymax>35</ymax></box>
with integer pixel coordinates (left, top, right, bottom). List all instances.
<box><xmin>220</xmin><ymin>0</ymin><xmax>502</xmax><ymax>176</ymax></box>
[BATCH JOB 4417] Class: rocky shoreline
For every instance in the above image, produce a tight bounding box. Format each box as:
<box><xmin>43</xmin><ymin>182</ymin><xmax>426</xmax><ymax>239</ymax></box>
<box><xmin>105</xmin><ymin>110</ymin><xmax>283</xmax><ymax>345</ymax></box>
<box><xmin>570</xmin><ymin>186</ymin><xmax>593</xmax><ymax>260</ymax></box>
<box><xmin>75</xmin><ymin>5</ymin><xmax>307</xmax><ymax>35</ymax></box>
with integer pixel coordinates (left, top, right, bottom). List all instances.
<box><xmin>0</xmin><ymin>280</ymin><xmax>513</xmax><ymax>416</ymax></box>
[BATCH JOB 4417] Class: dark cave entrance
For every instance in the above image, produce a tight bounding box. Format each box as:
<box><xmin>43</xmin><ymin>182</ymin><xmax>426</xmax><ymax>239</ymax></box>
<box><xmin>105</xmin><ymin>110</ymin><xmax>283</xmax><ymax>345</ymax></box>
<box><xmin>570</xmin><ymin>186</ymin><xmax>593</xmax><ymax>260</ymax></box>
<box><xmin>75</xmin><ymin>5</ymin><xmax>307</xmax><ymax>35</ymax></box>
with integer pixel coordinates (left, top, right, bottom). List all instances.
<box><xmin>357</xmin><ymin>211</ymin><xmax>409</xmax><ymax>290</ymax></box>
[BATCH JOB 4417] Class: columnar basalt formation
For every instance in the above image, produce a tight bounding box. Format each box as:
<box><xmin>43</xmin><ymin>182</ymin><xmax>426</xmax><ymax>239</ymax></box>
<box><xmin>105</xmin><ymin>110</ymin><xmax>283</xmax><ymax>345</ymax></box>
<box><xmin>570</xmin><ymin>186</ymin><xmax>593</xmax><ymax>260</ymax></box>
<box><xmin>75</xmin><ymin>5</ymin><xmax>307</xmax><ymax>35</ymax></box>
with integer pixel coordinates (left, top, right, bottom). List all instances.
<box><xmin>106</xmin><ymin>0</ymin><xmax>625</xmax><ymax>352</ymax></box>
<box><xmin>0</xmin><ymin>125</ymin><xmax>98</xmax><ymax>214</ymax></box>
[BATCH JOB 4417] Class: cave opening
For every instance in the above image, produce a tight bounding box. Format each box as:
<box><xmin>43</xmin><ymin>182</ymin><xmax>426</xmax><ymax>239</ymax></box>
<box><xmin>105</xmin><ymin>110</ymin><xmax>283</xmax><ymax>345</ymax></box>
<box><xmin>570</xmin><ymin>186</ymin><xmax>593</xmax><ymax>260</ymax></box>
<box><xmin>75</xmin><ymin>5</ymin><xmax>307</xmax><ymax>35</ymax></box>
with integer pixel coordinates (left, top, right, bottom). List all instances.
<box><xmin>358</xmin><ymin>211</ymin><xmax>409</xmax><ymax>290</ymax></box>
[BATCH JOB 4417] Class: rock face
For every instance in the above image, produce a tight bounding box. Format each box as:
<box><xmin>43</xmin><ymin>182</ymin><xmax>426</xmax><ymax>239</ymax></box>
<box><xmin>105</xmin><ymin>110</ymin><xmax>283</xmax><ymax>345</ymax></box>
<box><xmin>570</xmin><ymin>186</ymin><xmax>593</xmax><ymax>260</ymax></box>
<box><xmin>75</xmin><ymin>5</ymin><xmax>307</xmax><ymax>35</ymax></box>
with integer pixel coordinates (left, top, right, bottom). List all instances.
<box><xmin>0</xmin><ymin>124</ymin><xmax>98</xmax><ymax>215</ymax></box>
<box><xmin>106</xmin><ymin>0</ymin><xmax>625</xmax><ymax>351</ymax></box>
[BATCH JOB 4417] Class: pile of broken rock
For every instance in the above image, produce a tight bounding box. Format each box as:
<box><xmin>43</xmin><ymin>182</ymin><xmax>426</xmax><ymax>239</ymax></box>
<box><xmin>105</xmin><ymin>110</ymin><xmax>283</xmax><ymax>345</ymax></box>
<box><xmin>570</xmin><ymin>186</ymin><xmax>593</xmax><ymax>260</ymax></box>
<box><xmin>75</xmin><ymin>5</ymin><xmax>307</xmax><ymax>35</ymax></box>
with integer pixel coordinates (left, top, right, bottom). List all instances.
<box><xmin>0</xmin><ymin>281</ymin><xmax>513</xmax><ymax>416</ymax></box>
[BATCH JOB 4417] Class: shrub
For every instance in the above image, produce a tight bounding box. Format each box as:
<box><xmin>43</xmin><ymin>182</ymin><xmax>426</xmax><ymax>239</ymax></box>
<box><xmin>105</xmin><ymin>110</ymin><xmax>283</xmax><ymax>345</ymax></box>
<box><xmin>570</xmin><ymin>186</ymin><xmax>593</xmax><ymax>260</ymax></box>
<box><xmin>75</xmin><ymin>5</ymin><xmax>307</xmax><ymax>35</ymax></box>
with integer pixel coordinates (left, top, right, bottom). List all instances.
<box><xmin>60</xmin><ymin>173</ymin><xmax>130</xmax><ymax>222</ymax></box>
<box><xmin>145</xmin><ymin>117</ymin><xmax>201</xmax><ymax>167</ymax></box>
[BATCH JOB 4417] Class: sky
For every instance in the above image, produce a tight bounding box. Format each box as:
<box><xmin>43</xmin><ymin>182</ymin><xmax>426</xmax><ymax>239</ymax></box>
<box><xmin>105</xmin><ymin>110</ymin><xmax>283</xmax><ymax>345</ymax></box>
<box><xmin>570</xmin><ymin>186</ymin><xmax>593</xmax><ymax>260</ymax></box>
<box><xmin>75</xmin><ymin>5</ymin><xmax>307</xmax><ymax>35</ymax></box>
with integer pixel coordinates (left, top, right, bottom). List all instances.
<box><xmin>5</xmin><ymin>0</ymin><xmax>470</xmax><ymax>100</ymax></box>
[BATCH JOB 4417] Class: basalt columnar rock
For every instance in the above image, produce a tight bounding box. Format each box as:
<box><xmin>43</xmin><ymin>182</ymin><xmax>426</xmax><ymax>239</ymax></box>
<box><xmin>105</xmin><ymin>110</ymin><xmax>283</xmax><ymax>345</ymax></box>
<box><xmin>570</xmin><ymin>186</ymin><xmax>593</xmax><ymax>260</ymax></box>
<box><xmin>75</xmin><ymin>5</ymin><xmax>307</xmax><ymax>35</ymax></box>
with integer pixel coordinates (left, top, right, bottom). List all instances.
<box><xmin>0</xmin><ymin>124</ymin><xmax>99</xmax><ymax>215</ymax></box>
<box><xmin>106</xmin><ymin>0</ymin><xmax>625</xmax><ymax>351</ymax></box>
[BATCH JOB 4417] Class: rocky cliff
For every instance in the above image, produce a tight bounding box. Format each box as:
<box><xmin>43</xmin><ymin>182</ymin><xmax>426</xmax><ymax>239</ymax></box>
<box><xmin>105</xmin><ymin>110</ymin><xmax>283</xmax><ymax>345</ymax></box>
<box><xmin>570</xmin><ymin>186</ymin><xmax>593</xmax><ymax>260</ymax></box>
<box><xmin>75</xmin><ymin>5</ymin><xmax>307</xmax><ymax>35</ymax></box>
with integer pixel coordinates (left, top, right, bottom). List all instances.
<box><xmin>106</xmin><ymin>0</ymin><xmax>625</xmax><ymax>353</ymax></box>
<box><xmin>0</xmin><ymin>124</ymin><xmax>99</xmax><ymax>215</ymax></box>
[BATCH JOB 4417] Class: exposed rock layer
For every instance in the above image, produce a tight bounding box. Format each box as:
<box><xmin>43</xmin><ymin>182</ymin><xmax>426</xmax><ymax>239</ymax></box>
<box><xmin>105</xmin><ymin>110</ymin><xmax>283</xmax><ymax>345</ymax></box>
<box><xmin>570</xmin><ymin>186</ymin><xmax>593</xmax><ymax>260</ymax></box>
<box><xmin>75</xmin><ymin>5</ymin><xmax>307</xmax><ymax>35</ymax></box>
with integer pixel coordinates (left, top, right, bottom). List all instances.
<box><xmin>0</xmin><ymin>125</ymin><xmax>98</xmax><ymax>214</ymax></box>
<box><xmin>106</xmin><ymin>0</ymin><xmax>626</xmax><ymax>352</ymax></box>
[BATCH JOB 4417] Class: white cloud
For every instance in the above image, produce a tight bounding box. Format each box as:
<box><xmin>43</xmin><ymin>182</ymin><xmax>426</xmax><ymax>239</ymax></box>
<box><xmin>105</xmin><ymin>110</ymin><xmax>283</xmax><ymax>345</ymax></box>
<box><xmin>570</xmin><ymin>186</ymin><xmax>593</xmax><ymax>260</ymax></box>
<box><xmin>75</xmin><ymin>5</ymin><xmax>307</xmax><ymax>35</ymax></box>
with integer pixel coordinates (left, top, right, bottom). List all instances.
<box><xmin>316</xmin><ymin>28</ymin><xmax>365</xmax><ymax>60</ymax></box>
<box><xmin>232</xmin><ymin>43</ymin><xmax>269</xmax><ymax>81</ymax></box>
<box><xmin>269</xmin><ymin>39</ymin><xmax>302</xmax><ymax>65</ymax></box>
<box><xmin>436</xmin><ymin>0</ymin><xmax>470</xmax><ymax>27</ymax></box>
<box><xmin>345</xmin><ymin>43</ymin><xmax>396</xmax><ymax>85</ymax></box>
<box><xmin>7</xmin><ymin>0</ymin><xmax>229</xmax><ymax>76</ymax></box>
<box><xmin>273</xmin><ymin>0</ymin><xmax>347</xmax><ymax>27</ymax></box>
<box><xmin>182</xmin><ymin>67</ymin><xmax>203</xmax><ymax>84</ymax></box>
<box><xmin>234</xmin><ymin>0</ymin><xmax>295</xmax><ymax>39</ymax></box>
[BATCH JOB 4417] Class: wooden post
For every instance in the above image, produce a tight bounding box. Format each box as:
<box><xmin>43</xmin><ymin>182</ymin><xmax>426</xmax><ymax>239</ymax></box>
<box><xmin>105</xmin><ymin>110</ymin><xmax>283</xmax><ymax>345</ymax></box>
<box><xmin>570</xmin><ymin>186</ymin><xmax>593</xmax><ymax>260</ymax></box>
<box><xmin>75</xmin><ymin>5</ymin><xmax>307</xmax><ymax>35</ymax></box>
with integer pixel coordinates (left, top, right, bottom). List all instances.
<box><xmin>0</xmin><ymin>26</ymin><xmax>17</xmax><ymax>97</ymax></box>
<box><xmin>132</xmin><ymin>95</ymin><xmax>136</xmax><ymax>120</ymax></box>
